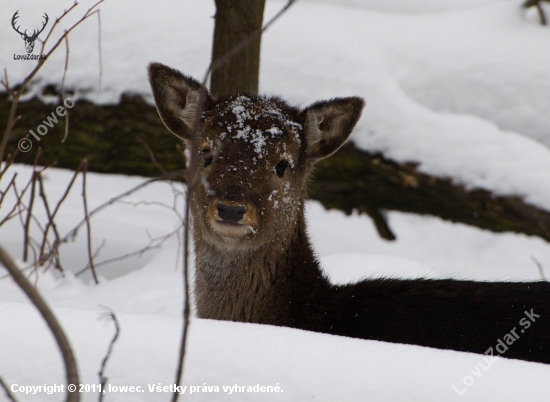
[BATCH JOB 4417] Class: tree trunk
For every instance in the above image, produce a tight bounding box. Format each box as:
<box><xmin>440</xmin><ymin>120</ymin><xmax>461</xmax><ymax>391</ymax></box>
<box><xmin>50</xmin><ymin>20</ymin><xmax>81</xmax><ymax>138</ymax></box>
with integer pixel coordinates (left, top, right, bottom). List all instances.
<box><xmin>210</xmin><ymin>0</ymin><xmax>266</xmax><ymax>97</ymax></box>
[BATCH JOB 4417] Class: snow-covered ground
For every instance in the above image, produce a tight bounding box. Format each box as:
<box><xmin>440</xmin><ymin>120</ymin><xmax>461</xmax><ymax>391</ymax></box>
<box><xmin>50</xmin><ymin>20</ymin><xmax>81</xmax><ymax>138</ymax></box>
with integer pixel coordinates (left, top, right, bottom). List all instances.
<box><xmin>2</xmin><ymin>0</ymin><xmax>550</xmax><ymax>401</ymax></box>
<box><xmin>1</xmin><ymin>164</ymin><xmax>550</xmax><ymax>402</ymax></box>
<box><xmin>2</xmin><ymin>0</ymin><xmax>550</xmax><ymax>208</ymax></box>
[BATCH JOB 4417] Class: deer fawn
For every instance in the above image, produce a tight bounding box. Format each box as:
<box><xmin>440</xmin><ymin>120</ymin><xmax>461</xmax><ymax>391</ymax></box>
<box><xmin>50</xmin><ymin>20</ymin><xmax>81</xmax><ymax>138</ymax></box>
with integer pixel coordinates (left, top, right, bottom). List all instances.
<box><xmin>148</xmin><ymin>63</ymin><xmax>550</xmax><ymax>364</ymax></box>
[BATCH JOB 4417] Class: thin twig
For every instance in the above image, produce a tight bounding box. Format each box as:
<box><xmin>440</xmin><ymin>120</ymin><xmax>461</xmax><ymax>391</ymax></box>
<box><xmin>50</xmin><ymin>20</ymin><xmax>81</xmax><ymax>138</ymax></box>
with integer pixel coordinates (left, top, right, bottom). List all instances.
<box><xmin>23</xmin><ymin>171</ymin><xmax>38</xmax><ymax>262</ymax></box>
<box><xmin>170</xmin><ymin>85</ymin><xmax>201</xmax><ymax>402</ymax></box>
<box><xmin>36</xmin><ymin>170</ymin><xmax>183</xmax><ymax>279</ymax></box>
<box><xmin>0</xmin><ymin>142</ymin><xmax>21</xmax><ymax>178</ymax></box>
<box><xmin>136</xmin><ymin>136</ymin><xmax>167</xmax><ymax>175</ymax></box>
<box><xmin>536</xmin><ymin>3</ymin><xmax>548</xmax><ymax>25</ymax></box>
<box><xmin>75</xmin><ymin>238</ymin><xmax>106</xmax><ymax>277</ymax></box>
<box><xmin>21</xmin><ymin>153</ymin><xmax>50</xmax><ymax>262</ymax></box>
<box><xmin>58</xmin><ymin>170</ymin><xmax>185</xmax><ymax>247</ymax></box>
<box><xmin>82</xmin><ymin>160</ymin><xmax>99</xmax><ymax>284</ymax></box>
<box><xmin>0</xmin><ymin>181</ymin><xmax>24</xmax><ymax>226</ymax></box>
<box><xmin>0</xmin><ymin>175</ymin><xmax>34</xmax><ymax>227</ymax></box>
<box><xmin>0</xmin><ymin>245</ymin><xmax>80</xmax><ymax>402</ymax></box>
<box><xmin>37</xmin><ymin>173</ymin><xmax>63</xmax><ymax>271</ymax></box>
<box><xmin>39</xmin><ymin>3</ymin><xmax>80</xmax><ymax>53</ymax></box>
<box><xmin>0</xmin><ymin>376</ymin><xmax>18</xmax><ymax>402</ymax></box>
<box><xmin>531</xmin><ymin>256</ymin><xmax>548</xmax><ymax>281</ymax></box>
<box><xmin>61</xmin><ymin>35</ymin><xmax>70</xmax><ymax>143</ymax></box>
<box><xmin>359</xmin><ymin>206</ymin><xmax>396</xmax><ymax>241</ymax></box>
<box><xmin>201</xmin><ymin>0</ymin><xmax>297</xmax><ymax>88</ymax></box>
<box><xmin>523</xmin><ymin>1</ymin><xmax>548</xmax><ymax>25</ymax></box>
<box><xmin>0</xmin><ymin>172</ymin><xmax>18</xmax><ymax>208</ymax></box>
<box><xmin>96</xmin><ymin>9</ymin><xmax>103</xmax><ymax>100</ymax></box>
<box><xmin>98</xmin><ymin>311</ymin><xmax>120</xmax><ymax>402</ymax></box>
<box><xmin>39</xmin><ymin>160</ymin><xmax>85</xmax><ymax>263</ymax></box>
<box><xmin>74</xmin><ymin>226</ymin><xmax>180</xmax><ymax>276</ymax></box>
<box><xmin>171</xmin><ymin>2</ymin><xmax>298</xmax><ymax>400</ymax></box>
<box><xmin>53</xmin><ymin>160</ymin><xmax>86</xmax><ymax>217</ymax></box>
<box><xmin>136</xmin><ymin>136</ymin><xmax>185</xmax><ymax>209</ymax></box>
<box><xmin>1</xmin><ymin>68</ymin><xmax>15</xmax><ymax>97</ymax></box>
<box><xmin>117</xmin><ymin>199</ymin><xmax>184</xmax><ymax>222</ymax></box>
<box><xmin>0</xmin><ymin>0</ymin><xmax>103</xmax><ymax>172</ymax></box>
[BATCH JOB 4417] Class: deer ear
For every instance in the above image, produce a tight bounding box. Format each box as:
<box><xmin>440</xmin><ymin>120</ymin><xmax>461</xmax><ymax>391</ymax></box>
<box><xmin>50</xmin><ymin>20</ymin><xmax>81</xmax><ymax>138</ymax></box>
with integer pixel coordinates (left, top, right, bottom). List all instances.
<box><xmin>148</xmin><ymin>62</ymin><xmax>213</xmax><ymax>140</ymax></box>
<box><xmin>302</xmin><ymin>97</ymin><xmax>365</xmax><ymax>160</ymax></box>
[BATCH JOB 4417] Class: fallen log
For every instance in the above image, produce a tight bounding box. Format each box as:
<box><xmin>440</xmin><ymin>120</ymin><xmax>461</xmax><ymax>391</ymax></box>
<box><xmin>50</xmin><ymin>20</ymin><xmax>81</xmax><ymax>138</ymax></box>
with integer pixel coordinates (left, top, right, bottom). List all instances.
<box><xmin>3</xmin><ymin>92</ymin><xmax>550</xmax><ymax>243</ymax></box>
<box><xmin>311</xmin><ymin>143</ymin><xmax>550</xmax><ymax>241</ymax></box>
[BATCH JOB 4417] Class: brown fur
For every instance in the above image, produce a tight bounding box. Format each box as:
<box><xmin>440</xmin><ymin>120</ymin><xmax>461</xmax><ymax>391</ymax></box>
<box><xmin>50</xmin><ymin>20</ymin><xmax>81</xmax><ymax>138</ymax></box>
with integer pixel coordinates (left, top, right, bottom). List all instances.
<box><xmin>148</xmin><ymin>63</ymin><xmax>550</xmax><ymax>364</ymax></box>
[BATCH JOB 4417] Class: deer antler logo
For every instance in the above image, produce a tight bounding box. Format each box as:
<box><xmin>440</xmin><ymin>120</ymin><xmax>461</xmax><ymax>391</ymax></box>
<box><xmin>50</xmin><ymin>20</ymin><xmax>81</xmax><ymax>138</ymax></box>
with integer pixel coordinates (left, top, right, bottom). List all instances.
<box><xmin>12</xmin><ymin>11</ymin><xmax>49</xmax><ymax>54</ymax></box>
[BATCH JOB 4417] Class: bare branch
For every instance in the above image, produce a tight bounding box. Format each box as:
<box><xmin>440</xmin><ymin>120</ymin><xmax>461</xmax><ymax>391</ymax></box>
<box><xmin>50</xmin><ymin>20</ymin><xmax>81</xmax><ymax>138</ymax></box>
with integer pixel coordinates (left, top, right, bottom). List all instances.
<box><xmin>38</xmin><ymin>3</ymin><xmax>79</xmax><ymax>53</ymax></box>
<box><xmin>23</xmin><ymin>171</ymin><xmax>38</xmax><ymax>262</ymax></box>
<box><xmin>96</xmin><ymin>9</ymin><xmax>104</xmax><ymax>99</ymax></box>
<box><xmin>1</xmin><ymin>69</ymin><xmax>15</xmax><ymax>97</ymax></box>
<box><xmin>0</xmin><ymin>376</ymin><xmax>18</xmax><ymax>402</ymax></box>
<box><xmin>359</xmin><ymin>206</ymin><xmax>396</xmax><ymax>241</ymax></box>
<box><xmin>0</xmin><ymin>140</ymin><xmax>21</xmax><ymax>178</ymax></box>
<box><xmin>202</xmin><ymin>0</ymin><xmax>297</xmax><ymax>88</ymax></box>
<box><xmin>172</xmin><ymin>2</ymin><xmax>298</xmax><ymax>400</ymax></box>
<box><xmin>61</xmin><ymin>35</ymin><xmax>71</xmax><ymax>143</ymax></box>
<box><xmin>82</xmin><ymin>160</ymin><xmax>99</xmax><ymax>284</ymax></box>
<box><xmin>136</xmin><ymin>136</ymin><xmax>167</xmax><ymax>175</ymax></box>
<box><xmin>524</xmin><ymin>1</ymin><xmax>548</xmax><ymax>25</ymax></box>
<box><xmin>117</xmin><ymin>199</ymin><xmax>184</xmax><ymax>222</ymax></box>
<box><xmin>58</xmin><ymin>170</ymin><xmax>185</xmax><ymax>246</ymax></box>
<box><xmin>75</xmin><ymin>226</ymin><xmax>180</xmax><ymax>277</ymax></box>
<box><xmin>75</xmin><ymin>238</ymin><xmax>106</xmax><ymax>277</ymax></box>
<box><xmin>98</xmin><ymin>310</ymin><xmax>120</xmax><ymax>402</ymax></box>
<box><xmin>0</xmin><ymin>245</ymin><xmax>80</xmax><ymax>402</ymax></box>
<box><xmin>0</xmin><ymin>172</ymin><xmax>17</xmax><ymax>208</ymax></box>
<box><xmin>37</xmin><ymin>173</ymin><xmax>63</xmax><ymax>271</ymax></box>
<box><xmin>0</xmin><ymin>0</ymin><xmax>104</xmax><ymax>173</ymax></box>
<box><xmin>531</xmin><ymin>256</ymin><xmax>548</xmax><ymax>281</ymax></box>
<box><xmin>39</xmin><ymin>160</ymin><xmax>85</xmax><ymax>265</ymax></box>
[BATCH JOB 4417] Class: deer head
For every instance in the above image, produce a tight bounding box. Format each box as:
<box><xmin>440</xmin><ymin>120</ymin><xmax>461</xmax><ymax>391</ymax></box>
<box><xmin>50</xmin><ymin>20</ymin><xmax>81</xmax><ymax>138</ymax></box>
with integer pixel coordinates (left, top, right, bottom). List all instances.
<box><xmin>148</xmin><ymin>63</ymin><xmax>364</xmax><ymax>251</ymax></box>
<box><xmin>12</xmin><ymin>11</ymin><xmax>49</xmax><ymax>54</ymax></box>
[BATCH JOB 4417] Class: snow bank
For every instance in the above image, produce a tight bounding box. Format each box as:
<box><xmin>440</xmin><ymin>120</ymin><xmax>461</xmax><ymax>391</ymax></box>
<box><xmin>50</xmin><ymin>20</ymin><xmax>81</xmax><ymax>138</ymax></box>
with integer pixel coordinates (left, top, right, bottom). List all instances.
<box><xmin>2</xmin><ymin>0</ymin><xmax>550</xmax><ymax>210</ymax></box>
<box><xmin>2</xmin><ymin>1</ymin><xmax>550</xmax><ymax>399</ymax></box>
<box><xmin>1</xmin><ymin>165</ymin><xmax>550</xmax><ymax>401</ymax></box>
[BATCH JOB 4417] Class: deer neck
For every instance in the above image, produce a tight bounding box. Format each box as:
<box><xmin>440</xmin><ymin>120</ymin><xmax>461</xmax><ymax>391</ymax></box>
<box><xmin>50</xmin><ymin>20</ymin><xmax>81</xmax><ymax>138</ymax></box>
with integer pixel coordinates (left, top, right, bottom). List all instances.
<box><xmin>193</xmin><ymin>208</ymin><xmax>328</xmax><ymax>325</ymax></box>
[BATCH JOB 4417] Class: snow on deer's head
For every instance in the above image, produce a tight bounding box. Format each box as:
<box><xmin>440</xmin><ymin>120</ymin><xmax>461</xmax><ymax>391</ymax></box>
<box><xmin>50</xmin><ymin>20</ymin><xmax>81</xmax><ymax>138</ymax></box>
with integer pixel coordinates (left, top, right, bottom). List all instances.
<box><xmin>148</xmin><ymin>63</ymin><xmax>364</xmax><ymax>250</ymax></box>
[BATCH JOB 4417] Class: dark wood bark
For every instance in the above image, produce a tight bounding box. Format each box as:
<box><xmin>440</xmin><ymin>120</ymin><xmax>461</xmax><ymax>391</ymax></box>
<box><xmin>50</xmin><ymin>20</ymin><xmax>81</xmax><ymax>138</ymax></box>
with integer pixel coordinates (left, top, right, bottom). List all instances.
<box><xmin>4</xmin><ymin>93</ymin><xmax>550</xmax><ymax>244</ymax></box>
<box><xmin>310</xmin><ymin>143</ymin><xmax>550</xmax><ymax>242</ymax></box>
<box><xmin>210</xmin><ymin>0</ymin><xmax>266</xmax><ymax>97</ymax></box>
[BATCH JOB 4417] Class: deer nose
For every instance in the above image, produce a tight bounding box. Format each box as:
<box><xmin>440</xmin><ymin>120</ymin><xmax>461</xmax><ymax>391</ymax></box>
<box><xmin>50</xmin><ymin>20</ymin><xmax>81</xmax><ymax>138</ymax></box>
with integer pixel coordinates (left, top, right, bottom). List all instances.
<box><xmin>217</xmin><ymin>202</ymin><xmax>246</xmax><ymax>223</ymax></box>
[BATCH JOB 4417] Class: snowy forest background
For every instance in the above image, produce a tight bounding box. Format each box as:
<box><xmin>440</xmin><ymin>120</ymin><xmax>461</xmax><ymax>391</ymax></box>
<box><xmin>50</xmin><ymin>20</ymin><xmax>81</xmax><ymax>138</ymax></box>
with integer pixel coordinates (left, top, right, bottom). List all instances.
<box><xmin>1</xmin><ymin>0</ymin><xmax>550</xmax><ymax>401</ymax></box>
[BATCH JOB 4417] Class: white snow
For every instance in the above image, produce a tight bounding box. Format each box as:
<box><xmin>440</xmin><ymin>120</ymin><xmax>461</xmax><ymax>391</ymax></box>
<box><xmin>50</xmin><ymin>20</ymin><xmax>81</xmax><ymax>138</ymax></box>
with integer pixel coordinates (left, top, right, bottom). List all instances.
<box><xmin>1</xmin><ymin>163</ymin><xmax>549</xmax><ymax>401</ymax></box>
<box><xmin>224</xmin><ymin>95</ymin><xmax>301</xmax><ymax>158</ymax></box>
<box><xmin>2</xmin><ymin>0</ymin><xmax>550</xmax><ymax>210</ymax></box>
<box><xmin>2</xmin><ymin>0</ymin><xmax>550</xmax><ymax>400</ymax></box>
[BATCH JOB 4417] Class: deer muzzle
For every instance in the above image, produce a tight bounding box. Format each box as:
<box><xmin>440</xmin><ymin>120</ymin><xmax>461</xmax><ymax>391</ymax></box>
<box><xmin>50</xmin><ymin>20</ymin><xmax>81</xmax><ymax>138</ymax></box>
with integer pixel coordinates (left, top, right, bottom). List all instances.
<box><xmin>217</xmin><ymin>202</ymin><xmax>246</xmax><ymax>224</ymax></box>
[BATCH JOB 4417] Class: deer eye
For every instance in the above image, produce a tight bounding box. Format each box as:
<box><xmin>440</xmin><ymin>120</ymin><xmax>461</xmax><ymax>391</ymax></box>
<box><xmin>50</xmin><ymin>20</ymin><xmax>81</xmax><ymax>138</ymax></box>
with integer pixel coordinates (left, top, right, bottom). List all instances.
<box><xmin>201</xmin><ymin>149</ymin><xmax>213</xmax><ymax>166</ymax></box>
<box><xmin>275</xmin><ymin>161</ymin><xmax>289</xmax><ymax>177</ymax></box>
